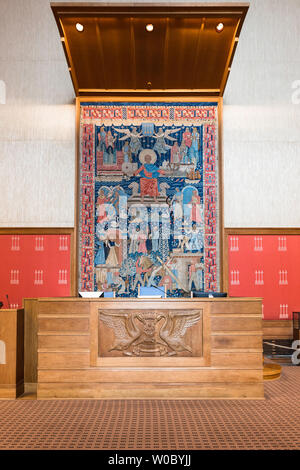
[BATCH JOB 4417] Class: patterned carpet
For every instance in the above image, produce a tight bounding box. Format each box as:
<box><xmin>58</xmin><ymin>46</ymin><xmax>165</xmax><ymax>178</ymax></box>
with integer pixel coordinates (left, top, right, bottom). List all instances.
<box><xmin>0</xmin><ymin>366</ymin><xmax>299</xmax><ymax>450</ymax></box>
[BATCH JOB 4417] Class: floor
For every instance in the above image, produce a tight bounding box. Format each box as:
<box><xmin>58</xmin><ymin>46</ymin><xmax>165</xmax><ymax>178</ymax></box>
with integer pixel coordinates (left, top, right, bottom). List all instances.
<box><xmin>0</xmin><ymin>366</ymin><xmax>299</xmax><ymax>450</ymax></box>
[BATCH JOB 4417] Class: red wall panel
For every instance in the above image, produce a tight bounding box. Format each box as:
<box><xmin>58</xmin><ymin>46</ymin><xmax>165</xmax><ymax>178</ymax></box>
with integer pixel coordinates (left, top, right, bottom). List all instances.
<box><xmin>228</xmin><ymin>235</ymin><xmax>300</xmax><ymax>319</ymax></box>
<box><xmin>0</xmin><ymin>235</ymin><xmax>71</xmax><ymax>308</ymax></box>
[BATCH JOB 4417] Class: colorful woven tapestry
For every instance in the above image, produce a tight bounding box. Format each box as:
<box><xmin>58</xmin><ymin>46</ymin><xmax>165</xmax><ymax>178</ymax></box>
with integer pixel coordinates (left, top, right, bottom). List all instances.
<box><xmin>79</xmin><ymin>101</ymin><xmax>220</xmax><ymax>296</ymax></box>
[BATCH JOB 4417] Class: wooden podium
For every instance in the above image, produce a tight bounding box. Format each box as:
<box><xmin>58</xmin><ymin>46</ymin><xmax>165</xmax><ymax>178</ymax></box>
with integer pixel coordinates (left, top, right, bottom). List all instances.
<box><xmin>33</xmin><ymin>297</ymin><xmax>264</xmax><ymax>399</ymax></box>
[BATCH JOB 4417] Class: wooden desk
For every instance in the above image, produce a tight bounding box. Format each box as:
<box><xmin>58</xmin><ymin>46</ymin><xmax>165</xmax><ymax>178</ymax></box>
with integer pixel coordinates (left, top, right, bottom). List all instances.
<box><xmin>35</xmin><ymin>297</ymin><xmax>264</xmax><ymax>399</ymax></box>
<box><xmin>0</xmin><ymin>309</ymin><xmax>24</xmax><ymax>398</ymax></box>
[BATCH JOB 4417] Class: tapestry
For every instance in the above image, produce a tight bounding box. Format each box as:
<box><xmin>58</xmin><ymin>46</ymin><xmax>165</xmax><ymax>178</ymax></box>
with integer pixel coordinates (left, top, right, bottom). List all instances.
<box><xmin>79</xmin><ymin>101</ymin><xmax>220</xmax><ymax>296</ymax></box>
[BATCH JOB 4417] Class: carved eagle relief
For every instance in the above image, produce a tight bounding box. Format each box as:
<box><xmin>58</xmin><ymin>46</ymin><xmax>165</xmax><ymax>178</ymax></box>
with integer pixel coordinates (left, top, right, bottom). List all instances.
<box><xmin>99</xmin><ymin>310</ymin><xmax>202</xmax><ymax>356</ymax></box>
<box><xmin>99</xmin><ymin>311</ymin><xmax>141</xmax><ymax>352</ymax></box>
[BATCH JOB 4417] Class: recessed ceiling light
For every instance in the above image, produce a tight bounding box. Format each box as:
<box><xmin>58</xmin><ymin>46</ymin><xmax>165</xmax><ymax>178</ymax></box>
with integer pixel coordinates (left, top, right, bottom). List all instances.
<box><xmin>76</xmin><ymin>23</ymin><xmax>84</xmax><ymax>32</ymax></box>
<box><xmin>216</xmin><ymin>22</ymin><xmax>224</xmax><ymax>32</ymax></box>
<box><xmin>146</xmin><ymin>24</ymin><xmax>154</xmax><ymax>32</ymax></box>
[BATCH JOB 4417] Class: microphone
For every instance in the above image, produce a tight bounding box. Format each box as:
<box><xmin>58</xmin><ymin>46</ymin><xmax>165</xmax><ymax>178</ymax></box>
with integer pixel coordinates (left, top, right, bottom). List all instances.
<box><xmin>152</xmin><ymin>285</ymin><xmax>166</xmax><ymax>296</ymax></box>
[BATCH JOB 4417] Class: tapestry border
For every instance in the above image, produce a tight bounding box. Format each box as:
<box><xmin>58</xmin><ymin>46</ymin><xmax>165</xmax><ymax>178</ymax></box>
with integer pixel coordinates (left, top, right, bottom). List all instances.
<box><xmin>75</xmin><ymin>96</ymin><xmax>224</xmax><ymax>294</ymax></box>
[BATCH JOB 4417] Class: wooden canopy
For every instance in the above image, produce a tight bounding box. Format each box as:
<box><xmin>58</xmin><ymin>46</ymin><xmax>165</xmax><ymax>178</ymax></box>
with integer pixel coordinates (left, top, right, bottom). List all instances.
<box><xmin>51</xmin><ymin>2</ymin><xmax>249</xmax><ymax>96</ymax></box>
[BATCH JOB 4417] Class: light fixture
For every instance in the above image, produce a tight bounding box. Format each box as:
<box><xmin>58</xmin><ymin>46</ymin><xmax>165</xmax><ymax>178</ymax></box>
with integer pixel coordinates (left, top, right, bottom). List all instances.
<box><xmin>216</xmin><ymin>22</ymin><xmax>224</xmax><ymax>32</ymax></box>
<box><xmin>76</xmin><ymin>23</ymin><xmax>84</xmax><ymax>32</ymax></box>
<box><xmin>146</xmin><ymin>23</ymin><xmax>154</xmax><ymax>32</ymax></box>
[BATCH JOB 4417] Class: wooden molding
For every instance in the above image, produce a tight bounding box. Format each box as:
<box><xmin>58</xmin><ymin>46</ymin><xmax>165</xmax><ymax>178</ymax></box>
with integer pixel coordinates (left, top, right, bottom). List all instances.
<box><xmin>0</xmin><ymin>227</ymin><xmax>73</xmax><ymax>234</ymax></box>
<box><xmin>76</xmin><ymin>97</ymin><xmax>224</xmax><ymax>293</ymax></box>
<box><xmin>76</xmin><ymin>96</ymin><xmax>223</xmax><ymax>103</ymax></box>
<box><xmin>225</xmin><ymin>228</ymin><xmax>300</xmax><ymax>235</ymax></box>
<box><xmin>218</xmin><ymin>99</ymin><xmax>224</xmax><ymax>291</ymax></box>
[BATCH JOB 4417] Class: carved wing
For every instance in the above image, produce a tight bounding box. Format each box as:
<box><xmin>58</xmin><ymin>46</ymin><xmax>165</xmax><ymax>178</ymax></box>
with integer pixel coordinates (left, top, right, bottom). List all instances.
<box><xmin>99</xmin><ymin>311</ymin><xmax>133</xmax><ymax>342</ymax></box>
<box><xmin>170</xmin><ymin>311</ymin><xmax>201</xmax><ymax>339</ymax></box>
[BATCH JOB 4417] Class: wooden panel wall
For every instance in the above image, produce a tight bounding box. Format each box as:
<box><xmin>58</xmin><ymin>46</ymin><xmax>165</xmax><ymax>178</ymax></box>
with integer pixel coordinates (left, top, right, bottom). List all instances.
<box><xmin>23</xmin><ymin>298</ymin><xmax>38</xmax><ymax>392</ymax></box>
<box><xmin>0</xmin><ymin>309</ymin><xmax>24</xmax><ymax>398</ymax></box>
<box><xmin>36</xmin><ymin>298</ymin><xmax>264</xmax><ymax>399</ymax></box>
<box><xmin>262</xmin><ymin>320</ymin><xmax>293</xmax><ymax>340</ymax></box>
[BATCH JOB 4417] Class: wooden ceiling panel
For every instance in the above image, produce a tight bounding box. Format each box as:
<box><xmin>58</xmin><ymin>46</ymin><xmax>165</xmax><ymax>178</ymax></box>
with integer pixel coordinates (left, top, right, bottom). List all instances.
<box><xmin>133</xmin><ymin>17</ymin><xmax>167</xmax><ymax>90</ymax></box>
<box><xmin>51</xmin><ymin>3</ymin><xmax>249</xmax><ymax>96</ymax></box>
